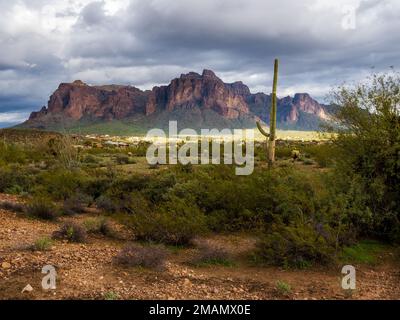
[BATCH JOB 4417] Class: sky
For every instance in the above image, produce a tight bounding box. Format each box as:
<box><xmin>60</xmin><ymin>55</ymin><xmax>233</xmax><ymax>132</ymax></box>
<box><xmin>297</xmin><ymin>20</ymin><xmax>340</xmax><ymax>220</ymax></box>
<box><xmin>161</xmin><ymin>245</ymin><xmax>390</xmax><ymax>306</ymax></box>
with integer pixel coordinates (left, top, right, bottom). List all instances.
<box><xmin>0</xmin><ymin>0</ymin><xmax>399</xmax><ymax>126</ymax></box>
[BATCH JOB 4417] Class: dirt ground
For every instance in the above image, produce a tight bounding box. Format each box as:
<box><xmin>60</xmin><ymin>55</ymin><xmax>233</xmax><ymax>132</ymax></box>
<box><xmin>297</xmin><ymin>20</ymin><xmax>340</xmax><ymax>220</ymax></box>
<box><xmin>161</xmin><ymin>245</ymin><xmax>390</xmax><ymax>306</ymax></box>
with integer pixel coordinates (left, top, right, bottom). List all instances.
<box><xmin>0</xmin><ymin>193</ymin><xmax>399</xmax><ymax>300</ymax></box>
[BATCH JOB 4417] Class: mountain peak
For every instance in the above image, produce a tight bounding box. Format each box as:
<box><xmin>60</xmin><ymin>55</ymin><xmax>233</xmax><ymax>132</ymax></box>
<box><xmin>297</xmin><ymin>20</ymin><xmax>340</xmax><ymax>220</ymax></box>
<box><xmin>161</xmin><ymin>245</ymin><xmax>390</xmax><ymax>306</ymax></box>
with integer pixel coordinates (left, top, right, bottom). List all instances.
<box><xmin>180</xmin><ymin>72</ymin><xmax>201</xmax><ymax>79</ymax></box>
<box><xmin>72</xmin><ymin>80</ymin><xmax>87</xmax><ymax>86</ymax></box>
<box><xmin>202</xmin><ymin>69</ymin><xmax>218</xmax><ymax>78</ymax></box>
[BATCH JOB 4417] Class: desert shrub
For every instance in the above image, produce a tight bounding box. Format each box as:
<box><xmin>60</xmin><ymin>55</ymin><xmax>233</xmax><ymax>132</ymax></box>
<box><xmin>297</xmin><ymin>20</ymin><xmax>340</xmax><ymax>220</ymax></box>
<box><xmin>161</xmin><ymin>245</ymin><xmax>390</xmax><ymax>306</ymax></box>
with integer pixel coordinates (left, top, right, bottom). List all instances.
<box><xmin>34</xmin><ymin>168</ymin><xmax>88</xmax><ymax>200</ymax></box>
<box><xmin>0</xmin><ymin>142</ymin><xmax>28</xmax><ymax>164</ymax></box>
<box><xmin>113</xmin><ymin>243</ymin><xmax>167</xmax><ymax>270</ymax></box>
<box><xmin>4</xmin><ymin>185</ymin><xmax>25</xmax><ymax>195</ymax></box>
<box><xmin>62</xmin><ymin>193</ymin><xmax>92</xmax><ymax>215</ymax></box>
<box><xmin>142</xmin><ymin>173</ymin><xmax>176</xmax><ymax>203</ymax></box>
<box><xmin>302</xmin><ymin>159</ymin><xmax>315</xmax><ymax>165</ymax></box>
<box><xmin>115</xmin><ymin>154</ymin><xmax>128</xmax><ymax>164</ymax></box>
<box><xmin>83</xmin><ymin>217</ymin><xmax>114</xmax><ymax>237</ymax></box>
<box><xmin>95</xmin><ymin>195</ymin><xmax>119</xmax><ymax>213</ymax></box>
<box><xmin>52</xmin><ymin>221</ymin><xmax>87</xmax><ymax>243</ymax></box>
<box><xmin>125</xmin><ymin>198</ymin><xmax>207</xmax><ymax>245</ymax></box>
<box><xmin>255</xmin><ymin>222</ymin><xmax>335</xmax><ymax>268</ymax></box>
<box><xmin>0</xmin><ymin>165</ymin><xmax>34</xmax><ymax>194</ymax></box>
<box><xmin>32</xmin><ymin>237</ymin><xmax>53</xmax><ymax>251</ymax></box>
<box><xmin>301</xmin><ymin>143</ymin><xmax>336</xmax><ymax>168</ymax></box>
<box><xmin>0</xmin><ymin>201</ymin><xmax>25</xmax><ymax>213</ymax></box>
<box><xmin>26</xmin><ymin>197</ymin><xmax>58</xmax><ymax>220</ymax></box>
<box><xmin>330</xmin><ymin>72</ymin><xmax>400</xmax><ymax>242</ymax></box>
<box><xmin>82</xmin><ymin>154</ymin><xmax>99</xmax><ymax>166</ymax></box>
<box><xmin>191</xmin><ymin>240</ymin><xmax>233</xmax><ymax>267</ymax></box>
<box><xmin>115</xmin><ymin>154</ymin><xmax>130</xmax><ymax>164</ymax></box>
<box><xmin>47</xmin><ymin>136</ymin><xmax>81</xmax><ymax>168</ymax></box>
<box><xmin>95</xmin><ymin>189</ymin><xmax>150</xmax><ymax>216</ymax></box>
<box><xmin>176</xmin><ymin>162</ymin><xmax>194</xmax><ymax>174</ymax></box>
<box><xmin>104</xmin><ymin>291</ymin><xmax>119</xmax><ymax>300</ymax></box>
<box><xmin>126</xmin><ymin>141</ymin><xmax>151</xmax><ymax>157</ymax></box>
<box><xmin>276</xmin><ymin>280</ymin><xmax>292</xmax><ymax>295</ymax></box>
<box><xmin>275</xmin><ymin>145</ymin><xmax>293</xmax><ymax>159</ymax></box>
<box><xmin>81</xmin><ymin>170</ymin><xmax>115</xmax><ymax>199</ymax></box>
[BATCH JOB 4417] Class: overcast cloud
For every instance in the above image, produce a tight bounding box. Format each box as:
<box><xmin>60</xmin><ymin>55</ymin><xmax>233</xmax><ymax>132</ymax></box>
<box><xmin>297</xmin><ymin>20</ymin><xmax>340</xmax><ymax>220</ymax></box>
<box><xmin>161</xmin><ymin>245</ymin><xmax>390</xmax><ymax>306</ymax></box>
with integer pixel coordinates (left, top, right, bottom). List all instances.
<box><xmin>0</xmin><ymin>0</ymin><xmax>399</xmax><ymax>125</ymax></box>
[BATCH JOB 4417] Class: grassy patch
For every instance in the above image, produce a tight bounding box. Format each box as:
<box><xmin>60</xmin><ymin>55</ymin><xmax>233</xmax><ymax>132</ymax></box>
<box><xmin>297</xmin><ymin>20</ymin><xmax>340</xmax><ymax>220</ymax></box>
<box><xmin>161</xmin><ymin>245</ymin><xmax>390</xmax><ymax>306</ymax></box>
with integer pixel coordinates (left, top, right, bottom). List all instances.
<box><xmin>83</xmin><ymin>217</ymin><xmax>115</xmax><ymax>237</ymax></box>
<box><xmin>190</xmin><ymin>240</ymin><xmax>236</xmax><ymax>267</ymax></box>
<box><xmin>193</xmin><ymin>257</ymin><xmax>236</xmax><ymax>267</ymax></box>
<box><xmin>104</xmin><ymin>291</ymin><xmax>119</xmax><ymax>300</ymax></box>
<box><xmin>32</xmin><ymin>237</ymin><xmax>53</xmax><ymax>251</ymax></box>
<box><xmin>340</xmin><ymin>240</ymin><xmax>388</xmax><ymax>264</ymax></box>
<box><xmin>276</xmin><ymin>280</ymin><xmax>292</xmax><ymax>295</ymax></box>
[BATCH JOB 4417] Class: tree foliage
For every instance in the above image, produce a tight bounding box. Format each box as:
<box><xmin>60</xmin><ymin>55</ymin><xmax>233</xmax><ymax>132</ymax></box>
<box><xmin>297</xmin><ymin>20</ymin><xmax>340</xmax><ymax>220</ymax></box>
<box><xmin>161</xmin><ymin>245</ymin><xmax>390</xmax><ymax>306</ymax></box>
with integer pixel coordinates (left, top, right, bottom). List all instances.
<box><xmin>331</xmin><ymin>72</ymin><xmax>400</xmax><ymax>241</ymax></box>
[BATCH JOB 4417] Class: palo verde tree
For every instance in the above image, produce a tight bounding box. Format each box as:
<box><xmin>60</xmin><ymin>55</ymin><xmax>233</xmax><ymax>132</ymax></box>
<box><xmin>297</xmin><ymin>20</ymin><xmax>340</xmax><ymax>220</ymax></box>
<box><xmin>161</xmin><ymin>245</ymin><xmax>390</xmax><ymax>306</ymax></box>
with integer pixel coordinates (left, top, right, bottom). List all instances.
<box><xmin>257</xmin><ymin>59</ymin><xmax>279</xmax><ymax>168</ymax></box>
<box><xmin>330</xmin><ymin>72</ymin><xmax>400</xmax><ymax>242</ymax></box>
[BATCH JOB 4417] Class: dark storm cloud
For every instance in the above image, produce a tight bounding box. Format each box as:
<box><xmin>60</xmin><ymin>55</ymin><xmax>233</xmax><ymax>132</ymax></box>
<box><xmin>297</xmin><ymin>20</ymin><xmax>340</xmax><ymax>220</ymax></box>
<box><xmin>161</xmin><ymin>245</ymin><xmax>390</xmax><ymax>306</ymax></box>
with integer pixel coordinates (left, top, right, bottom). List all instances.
<box><xmin>1</xmin><ymin>0</ymin><xmax>400</xmax><ymax>122</ymax></box>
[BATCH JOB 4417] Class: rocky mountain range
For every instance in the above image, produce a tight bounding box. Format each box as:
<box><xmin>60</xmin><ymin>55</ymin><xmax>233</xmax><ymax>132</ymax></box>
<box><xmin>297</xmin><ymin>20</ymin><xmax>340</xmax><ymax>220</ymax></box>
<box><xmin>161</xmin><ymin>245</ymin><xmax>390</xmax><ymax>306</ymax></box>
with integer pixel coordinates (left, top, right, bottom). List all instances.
<box><xmin>20</xmin><ymin>69</ymin><xmax>335</xmax><ymax>134</ymax></box>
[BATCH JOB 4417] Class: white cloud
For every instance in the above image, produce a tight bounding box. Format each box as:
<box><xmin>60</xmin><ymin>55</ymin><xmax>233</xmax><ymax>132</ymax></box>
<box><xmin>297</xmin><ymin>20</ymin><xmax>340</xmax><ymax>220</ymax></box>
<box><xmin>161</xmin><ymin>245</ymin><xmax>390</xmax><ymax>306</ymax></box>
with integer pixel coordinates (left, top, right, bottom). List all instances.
<box><xmin>0</xmin><ymin>111</ymin><xmax>30</xmax><ymax>123</ymax></box>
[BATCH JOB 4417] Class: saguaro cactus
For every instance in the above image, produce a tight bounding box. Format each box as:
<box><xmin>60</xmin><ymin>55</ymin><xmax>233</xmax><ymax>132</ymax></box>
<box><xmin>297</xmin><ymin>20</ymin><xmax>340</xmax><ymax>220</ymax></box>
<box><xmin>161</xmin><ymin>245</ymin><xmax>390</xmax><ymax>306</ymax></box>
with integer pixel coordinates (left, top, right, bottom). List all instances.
<box><xmin>257</xmin><ymin>59</ymin><xmax>279</xmax><ymax>168</ymax></box>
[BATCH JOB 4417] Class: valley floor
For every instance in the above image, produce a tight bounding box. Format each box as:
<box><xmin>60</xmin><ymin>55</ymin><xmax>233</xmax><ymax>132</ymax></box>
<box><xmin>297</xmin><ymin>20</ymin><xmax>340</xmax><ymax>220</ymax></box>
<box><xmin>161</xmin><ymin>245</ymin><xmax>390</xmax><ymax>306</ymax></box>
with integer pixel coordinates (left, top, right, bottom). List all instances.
<box><xmin>0</xmin><ymin>193</ymin><xmax>399</xmax><ymax>300</ymax></box>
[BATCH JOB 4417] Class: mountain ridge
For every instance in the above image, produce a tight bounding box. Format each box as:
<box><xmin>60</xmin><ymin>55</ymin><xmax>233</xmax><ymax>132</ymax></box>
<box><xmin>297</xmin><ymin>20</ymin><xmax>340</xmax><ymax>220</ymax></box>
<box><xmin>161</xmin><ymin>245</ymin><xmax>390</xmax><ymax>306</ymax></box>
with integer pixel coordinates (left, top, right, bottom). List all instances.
<box><xmin>19</xmin><ymin>69</ymin><xmax>335</xmax><ymax>133</ymax></box>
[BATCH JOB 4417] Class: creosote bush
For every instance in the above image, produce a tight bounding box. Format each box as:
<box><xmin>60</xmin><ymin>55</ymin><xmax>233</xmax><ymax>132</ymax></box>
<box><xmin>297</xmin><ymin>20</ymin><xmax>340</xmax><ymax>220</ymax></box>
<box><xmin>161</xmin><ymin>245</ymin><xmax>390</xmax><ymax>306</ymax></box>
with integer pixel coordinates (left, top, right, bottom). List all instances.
<box><xmin>126</xmin><ymin>198</ymin><xmax>207</xmax><ymax>246</ymax></box>
<box><xmin>255</xmin><ymin>222</ymin><xmax>335</xmax><ymax>268</ymax></box>
<box><xmin>113</xmin><ymin>244</ymin><xmax>168</xmax><ymax>270</ymax></box>
<box><xmin>52</xmin><ymin>221</ymin><xmax>87</xmax><ymax>243</ymax></box>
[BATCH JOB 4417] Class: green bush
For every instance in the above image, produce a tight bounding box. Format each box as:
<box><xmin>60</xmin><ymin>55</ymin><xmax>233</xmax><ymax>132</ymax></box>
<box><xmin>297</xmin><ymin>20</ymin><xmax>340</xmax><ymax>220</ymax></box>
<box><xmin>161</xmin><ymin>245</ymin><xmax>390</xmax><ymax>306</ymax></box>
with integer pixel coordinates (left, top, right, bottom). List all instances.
<box><xmin>255</xmin><ymin>222</ymin><xmax>335</xmax><ymax>268</ymax></box>
<box><xmin>301</xmin><ymin>143</ymin><xmax>336</xmax><ymax>168</ymax></box>
<box><xmin>276</xmin><ymin>280</ymin><xmax>292</xmax><ymax>295</ymax></box>
<box><xmin>0</xmin><ymin>142</ymin><xmax>28</xmax><ymax>165</ymax></box>
<box><xmin>125</xmin><ymin>198</ymin><xmax>207</xmax><ymax>245</ymax></box>
<box><xmin>95</xmin><ymin>195</ymin><xmax>119</xmax><ymax>213</ymax></box>
<box><xmin>34</xmin><ymin>168</ymin><xmax>87</xmax><ymax>200</ymax></box>
<box><xmin>275</xmin><ymin>145</ymin><xmax>293</xmax><ymax>159</ymax></box>
<box><xmin>0</xmin><ymin>165</ymin><xmax>34</xmax><ymax>194</ymax></box>
<box><xmin>115</xmin><ymin>154</ymin><xmax>130</xmax><ymax>164</ymax></box>
<box><xmin>330</xmin><ymin>73</ymin><xmax>400</xmax><ymax>242</ymax></box>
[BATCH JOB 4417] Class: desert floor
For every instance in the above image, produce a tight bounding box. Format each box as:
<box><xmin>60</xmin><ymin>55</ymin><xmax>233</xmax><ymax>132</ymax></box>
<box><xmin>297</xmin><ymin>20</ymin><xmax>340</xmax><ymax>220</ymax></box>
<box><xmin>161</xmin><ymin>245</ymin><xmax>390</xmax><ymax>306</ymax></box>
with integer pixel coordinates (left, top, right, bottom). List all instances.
<box><xmin>0</xmin><ymin>193</ymin><xmax>399</xmax><ymax>300</ymax></box>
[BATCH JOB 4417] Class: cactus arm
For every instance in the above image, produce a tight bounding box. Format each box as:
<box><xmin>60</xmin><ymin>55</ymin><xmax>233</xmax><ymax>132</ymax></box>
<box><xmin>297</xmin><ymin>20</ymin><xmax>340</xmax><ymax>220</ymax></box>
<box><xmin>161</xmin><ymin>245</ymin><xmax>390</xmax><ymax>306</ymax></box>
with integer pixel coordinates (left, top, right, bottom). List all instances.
<box><xmin>256</xmin><ymin>121</ymin><xmax>270</xmax><ymax>138</ymax></box>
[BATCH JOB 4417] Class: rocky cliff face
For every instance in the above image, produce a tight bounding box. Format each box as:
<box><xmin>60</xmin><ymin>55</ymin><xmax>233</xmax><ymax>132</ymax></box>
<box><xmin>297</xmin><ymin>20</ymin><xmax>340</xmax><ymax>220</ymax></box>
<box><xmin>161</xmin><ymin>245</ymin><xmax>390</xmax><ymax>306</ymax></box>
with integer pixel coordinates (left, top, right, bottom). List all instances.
<box><xmin>24</xmin><ymin>70</ymin><xmax>333</xmax><ymax>131</ymax></box>
<box><xmin>145</xmin><ymin>70</ymin><xmax>250</xmax><ymax>119</ymax></box>
<box><xmin>34</xmin><ymin>80</ymin><xmax>148</xmax><ymax>121</ymax></box>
